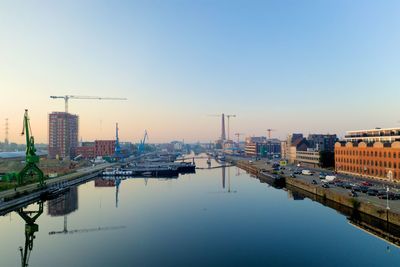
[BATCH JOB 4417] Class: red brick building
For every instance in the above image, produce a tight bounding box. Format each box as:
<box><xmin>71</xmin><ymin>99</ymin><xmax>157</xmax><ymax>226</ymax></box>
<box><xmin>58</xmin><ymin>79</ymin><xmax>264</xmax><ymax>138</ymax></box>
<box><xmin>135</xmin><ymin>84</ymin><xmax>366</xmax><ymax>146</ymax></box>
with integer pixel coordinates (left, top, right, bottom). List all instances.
<box><xmin>76</xmin><ymin>145</ymin><xmax>95</xmax><ymax>159</ymax></box>
<box><xmin>335</xmin><ymin>141</ymin><xmax>400</xmax><ymax>182</ymax></box>
<box><xmin>95</xmin><ymin>140</ymin><xmax>115</xmax><ymax>157</ymax></box>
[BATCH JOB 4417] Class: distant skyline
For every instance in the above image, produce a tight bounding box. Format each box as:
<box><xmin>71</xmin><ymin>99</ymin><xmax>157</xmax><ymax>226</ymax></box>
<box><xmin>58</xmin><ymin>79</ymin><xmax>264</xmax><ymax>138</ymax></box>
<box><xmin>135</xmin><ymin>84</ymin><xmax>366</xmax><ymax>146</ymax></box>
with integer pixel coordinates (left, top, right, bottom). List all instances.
<box><xmin>1</xmin><ymin>0</ymin><xmax>400</xmax><ymax>144</ymax></box>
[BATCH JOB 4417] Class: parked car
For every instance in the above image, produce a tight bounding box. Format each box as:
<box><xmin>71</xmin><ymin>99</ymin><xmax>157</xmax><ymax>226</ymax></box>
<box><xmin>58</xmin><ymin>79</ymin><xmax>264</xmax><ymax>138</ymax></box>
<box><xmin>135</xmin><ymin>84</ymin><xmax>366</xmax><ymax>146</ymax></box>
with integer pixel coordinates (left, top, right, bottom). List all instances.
<box><xmin>319</xmin><ymin>172</ymin><xmax>327</xmax><ymax>179</ymax></box>
<box><xmin>312</xmin><ymin>180</ymin><xmax>318</xmax><ymax>185</ymax></box>
<box><xmin>352</xmin><ymin>185</ymin><xmax>362</xmax><ymax>192</ymax></box>
<box><xmin>342</xmin><ymin>183</ymin><xmax>353</xmax><ymax>189</ymax></box>
<box><xmin>376</xmin><ymin>189</ymin><xmax>387</xmax><ymax>197</ymax></box>
<box><xmin>359</xmin><ymin>186</ymin><xmax>369</xmax><ymax>193</ymax></box>
<box><xmin>335</xmin><ymin>182</ymin><xmax>344</xmax><ymax>187</ymax></box>
<box><xmin>367</xmin><ymin>189</ymin><xmax>379</xmax><ymax>196</ymax></box>
<box><xmin>290</xmin><ymin>173</ymin><xmax>296</xmax><ymax>178</ymax></box>
<box><xmin>322</xmin><ymin>183</ymin><xmax>330</xmax><ymax>188</ymax></box>
<box><xmin>302</xmin><ymin>170</ymin><xmax>313</xmax><ymax>176</ymax></box>
<box><xmin>362</xmin><ymin>181</ymin><xmax>374</xmax><ymax>187</ymax></box>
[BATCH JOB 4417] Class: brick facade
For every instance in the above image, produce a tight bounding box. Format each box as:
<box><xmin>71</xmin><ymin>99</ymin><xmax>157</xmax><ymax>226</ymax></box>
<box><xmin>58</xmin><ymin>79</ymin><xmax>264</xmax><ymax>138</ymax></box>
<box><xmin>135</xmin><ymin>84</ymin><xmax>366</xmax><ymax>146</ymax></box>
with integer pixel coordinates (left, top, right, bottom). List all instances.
<box><xmin>335</xmin><ymin>141</ymin><xmax>400</xmax><ymax>182</ymax></box>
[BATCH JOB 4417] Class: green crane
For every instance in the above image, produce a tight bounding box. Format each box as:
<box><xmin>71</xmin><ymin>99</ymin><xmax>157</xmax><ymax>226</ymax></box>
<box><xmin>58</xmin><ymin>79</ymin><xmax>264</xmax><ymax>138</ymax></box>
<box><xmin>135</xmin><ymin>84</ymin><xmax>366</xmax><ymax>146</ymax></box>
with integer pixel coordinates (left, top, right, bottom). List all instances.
<box><xmin>18</xmin><ymin>109</ymin><xmax>45</xmax><ymax>187</ymax></box>
<box><xmin>3</xmin><ymin>110</ymin><xmax>45</xmax><ymax>187</ymax></box>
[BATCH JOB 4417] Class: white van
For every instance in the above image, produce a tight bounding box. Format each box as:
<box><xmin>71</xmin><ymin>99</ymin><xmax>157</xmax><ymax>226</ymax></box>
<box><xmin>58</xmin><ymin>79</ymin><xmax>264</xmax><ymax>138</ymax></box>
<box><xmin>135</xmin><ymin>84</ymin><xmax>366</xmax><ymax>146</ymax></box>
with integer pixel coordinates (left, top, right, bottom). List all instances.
<box><xmin>302</xmin><ymin>170</ymin><xmax>312</xmax><ymax>176</ymax></box>
<box><xmin>324</xmin><ymin>175</ymin><xmax>336</xmax><ymax>182</ymax></box>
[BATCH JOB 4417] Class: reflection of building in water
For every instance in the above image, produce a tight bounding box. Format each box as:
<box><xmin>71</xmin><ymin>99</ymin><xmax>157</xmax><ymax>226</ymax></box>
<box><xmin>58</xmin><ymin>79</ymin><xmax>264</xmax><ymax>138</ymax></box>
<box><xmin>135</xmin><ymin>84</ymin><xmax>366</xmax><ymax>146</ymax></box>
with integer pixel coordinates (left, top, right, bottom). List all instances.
<box><xmin>95</xmin><ymin>178</ymin><xmax>115</xmax><ymax>187</ymax></box>
<box><xmin>48</xmin><ymin>187</ymin><xmax>78</xmax><ymax>216</ymax></box>
<box><xmin>94</xmin><ymin>178</ymin><xmax>120</xmax><ymax>208</ymax></box>
<box><xmin>287</xmin><ymin>190</ymin><xmax>305</xmax><ymax>200</ymax></box>
<box><xmin>349</xmin><ymin>219</ymin><xmax>400</xmax><ymax>249</ymax></box>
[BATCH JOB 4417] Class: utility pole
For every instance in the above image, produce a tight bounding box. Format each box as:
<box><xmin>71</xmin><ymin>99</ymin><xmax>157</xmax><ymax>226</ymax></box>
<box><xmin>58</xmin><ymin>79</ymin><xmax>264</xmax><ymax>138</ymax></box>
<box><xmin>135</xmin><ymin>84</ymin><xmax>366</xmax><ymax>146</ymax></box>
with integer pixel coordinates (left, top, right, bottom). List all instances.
<box><xmin>5</xmin><ymin>118</ymin><xmax>9</xmax><ymax>146</ymax></box>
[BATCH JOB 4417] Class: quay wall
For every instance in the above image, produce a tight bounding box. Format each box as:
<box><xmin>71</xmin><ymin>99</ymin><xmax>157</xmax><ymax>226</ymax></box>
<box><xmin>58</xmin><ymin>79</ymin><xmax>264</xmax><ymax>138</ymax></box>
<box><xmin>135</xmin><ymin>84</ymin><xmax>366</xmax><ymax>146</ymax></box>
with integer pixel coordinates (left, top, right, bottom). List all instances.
<box><xmin>234</xmin><ymin>160</ymin><xmax>400</xmax><ymax>227</ymax></box>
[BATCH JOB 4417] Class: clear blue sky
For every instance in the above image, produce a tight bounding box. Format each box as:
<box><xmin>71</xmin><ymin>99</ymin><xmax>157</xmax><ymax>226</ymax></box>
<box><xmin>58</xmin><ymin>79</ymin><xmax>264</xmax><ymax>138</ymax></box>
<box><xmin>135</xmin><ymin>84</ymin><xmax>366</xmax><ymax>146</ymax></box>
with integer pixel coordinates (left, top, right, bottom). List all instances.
<box><xmin>1</xmin><ymin>0</ymin><xmax>400</xmax><ymax>143</ymax></box>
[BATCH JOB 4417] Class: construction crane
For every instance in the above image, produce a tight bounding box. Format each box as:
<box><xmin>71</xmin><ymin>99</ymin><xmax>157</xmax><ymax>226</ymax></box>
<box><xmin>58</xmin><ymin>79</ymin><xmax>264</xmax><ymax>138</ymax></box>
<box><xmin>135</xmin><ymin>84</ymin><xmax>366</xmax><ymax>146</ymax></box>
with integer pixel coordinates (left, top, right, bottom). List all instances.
<box><xmin>234</xmin><ymin>133</ymin><xmax>245</xmax><ymax>149</ymax></box>
<box><xmin>50</xmin><ymin>95</ymin><xmax>127</xmax><ymax>113</ymax></box>
<box><xmin>225</xmin><ymin>114</ymin><xmax>236</xmax><ymax>141</ymax></box>
<box><xmin>267</xmin><ymin>129</ymin><xmax>276</xmax><ymax>139</ymax></box>
<box><xmin>207</xmin><ymin>113</ymin><xmax>236</xmax><ymax>141</ymax></box>
<box><xmin>138</xmin><ymin>130</ymin><xmax>148</xmax><ymax>155</ymax></box>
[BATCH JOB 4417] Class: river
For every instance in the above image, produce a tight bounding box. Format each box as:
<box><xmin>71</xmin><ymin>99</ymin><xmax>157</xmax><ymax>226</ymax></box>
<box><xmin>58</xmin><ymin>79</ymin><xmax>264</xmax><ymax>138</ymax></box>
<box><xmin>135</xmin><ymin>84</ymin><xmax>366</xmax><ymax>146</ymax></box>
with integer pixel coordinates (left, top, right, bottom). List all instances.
<box><xmin>0</xmin><ymin>157</ymin><xmax>399</xmax><ymax>267</ymax></box>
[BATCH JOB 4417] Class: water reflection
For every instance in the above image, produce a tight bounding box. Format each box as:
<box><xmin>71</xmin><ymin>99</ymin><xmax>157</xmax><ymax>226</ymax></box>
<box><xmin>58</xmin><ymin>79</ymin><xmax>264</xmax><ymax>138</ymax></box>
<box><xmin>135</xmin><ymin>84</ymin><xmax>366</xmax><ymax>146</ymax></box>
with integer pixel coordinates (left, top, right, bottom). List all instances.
<box><xmin>246</xmin><ymin>166</ymin><xmax>400</xmax><ymax>250</ymax></box>
<box><xmin>17</xmin><ymin>201</ymin><xmax>43</xmax><ymax>267</ymax></box>
<box><xmin>48</xmin><ymin>187</ymin><xmax>78</xmax><ymax>216</ymax></box>
<box><xmin>222</xmin><ymin>166</ymin><xmax>225</xmax><ymax>189</ymax></box>
<box><xmin>4</xmin><ymin>159</ymin><xmax>400</xmax><ymax>266</ymax></box>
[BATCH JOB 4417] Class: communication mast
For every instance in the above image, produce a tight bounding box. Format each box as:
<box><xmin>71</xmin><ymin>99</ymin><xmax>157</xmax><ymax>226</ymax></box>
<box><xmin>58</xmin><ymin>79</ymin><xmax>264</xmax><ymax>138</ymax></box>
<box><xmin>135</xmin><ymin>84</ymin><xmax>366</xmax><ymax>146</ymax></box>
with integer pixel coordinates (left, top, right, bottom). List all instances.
<box><xmin>5</xmin><ymin>118</ymin><xmax>9</xmax><ymax>145</ymax></box>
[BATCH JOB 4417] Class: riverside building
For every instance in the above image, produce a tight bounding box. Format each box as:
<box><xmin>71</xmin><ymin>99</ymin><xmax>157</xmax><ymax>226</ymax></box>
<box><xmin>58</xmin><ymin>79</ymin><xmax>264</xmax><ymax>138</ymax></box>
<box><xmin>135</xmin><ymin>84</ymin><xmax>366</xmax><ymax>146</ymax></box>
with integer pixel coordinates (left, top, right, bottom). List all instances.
<box><xmin>335</xmin><ymin>127</ymin><xmax>400</xmax><ymax>182</ymax></box>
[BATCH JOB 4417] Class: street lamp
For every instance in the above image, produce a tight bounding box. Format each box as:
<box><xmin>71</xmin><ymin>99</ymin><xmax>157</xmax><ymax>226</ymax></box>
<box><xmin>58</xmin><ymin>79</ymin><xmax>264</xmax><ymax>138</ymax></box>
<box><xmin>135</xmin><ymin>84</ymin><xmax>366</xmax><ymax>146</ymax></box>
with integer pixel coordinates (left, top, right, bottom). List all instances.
<box><xmin>386</xmin><ymin>170</ymin><xmax>393</xmax><ymax>210</ymax></box>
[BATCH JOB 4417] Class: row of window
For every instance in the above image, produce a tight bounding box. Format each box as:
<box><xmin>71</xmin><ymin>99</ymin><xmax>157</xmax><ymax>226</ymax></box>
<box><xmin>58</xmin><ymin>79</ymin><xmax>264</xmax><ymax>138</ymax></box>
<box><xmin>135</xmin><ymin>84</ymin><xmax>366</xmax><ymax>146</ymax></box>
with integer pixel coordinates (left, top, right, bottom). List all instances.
<box><xmin>340</xmin><ymin>166</ymin><xmax>398</xmax><ymax>179</ymax></box>
<box><xmin>297</xmin><ymin>156</ymin><xmax>319</xmax><ymax>161</ymax></box>
<box><xmin>336</xmin><ymin>157</ymin><xmax>400</xmax><ymax>169</ymax></box>
<box><xmin>336</xmin><ymin>149</ymin><xmax>400</xmax><ymax>159</ymax></box>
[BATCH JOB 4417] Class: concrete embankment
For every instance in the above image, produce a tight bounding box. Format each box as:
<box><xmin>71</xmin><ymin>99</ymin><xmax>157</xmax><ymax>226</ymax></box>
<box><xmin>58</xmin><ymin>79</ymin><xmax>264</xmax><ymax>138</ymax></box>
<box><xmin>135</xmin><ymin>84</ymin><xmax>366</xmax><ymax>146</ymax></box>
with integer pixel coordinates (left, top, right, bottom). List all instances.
<box><xmin>0</xmin><ymin>163</ymin><xmax>115</xmax><ymax>214</ymax></box>
<box><xmin>234</xmin><ymin>160</ymin><xmax>400</xmax><ymax>227</ymax></box>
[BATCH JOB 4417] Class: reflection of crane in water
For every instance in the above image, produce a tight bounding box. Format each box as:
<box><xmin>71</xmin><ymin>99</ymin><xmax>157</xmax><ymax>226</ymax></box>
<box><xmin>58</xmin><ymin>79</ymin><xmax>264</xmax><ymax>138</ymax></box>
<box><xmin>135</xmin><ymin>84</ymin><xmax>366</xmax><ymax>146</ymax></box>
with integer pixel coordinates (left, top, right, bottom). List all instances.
<box><xmin>209</xmin><ymin>166</ymin><xmax>237</xmax><ymax>194</ymax></box>
<box><xmin>226</xmin><ymin>166</ymin><xmax>237</xmax><ymax>193</ymax></box>
<box><xmin>48</xmin><ymin>200</ymin><xmax>126</xmax><ymax>235</ymax></box>
<box><xmin>222</xmin><ymin>165</ymin><xmax>226</xmax><ymax>189</ymax></box>
<box><xmin>115</xmin><ymin>177</ymin><xmax>121</xmax><ymax>208</ymax></box>
<box><xmin>49</xmin><ymin>218</ymin><xmax>126</xmax><ymax>235</ymax></box>
<box><xmin>17</xmin><ymin>201</ymin><xmax>44</xmax><ymax>267</ymax></box>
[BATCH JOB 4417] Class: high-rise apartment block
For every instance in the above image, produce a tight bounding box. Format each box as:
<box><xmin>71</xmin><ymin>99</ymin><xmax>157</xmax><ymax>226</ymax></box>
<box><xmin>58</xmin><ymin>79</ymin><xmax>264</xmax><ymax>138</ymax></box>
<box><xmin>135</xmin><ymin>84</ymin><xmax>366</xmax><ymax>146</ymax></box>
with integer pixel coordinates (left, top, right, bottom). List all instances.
<box><xmin>48</xmin><ymin>112</ymin><xmax>79</xmax><ymax>159</ymax></box>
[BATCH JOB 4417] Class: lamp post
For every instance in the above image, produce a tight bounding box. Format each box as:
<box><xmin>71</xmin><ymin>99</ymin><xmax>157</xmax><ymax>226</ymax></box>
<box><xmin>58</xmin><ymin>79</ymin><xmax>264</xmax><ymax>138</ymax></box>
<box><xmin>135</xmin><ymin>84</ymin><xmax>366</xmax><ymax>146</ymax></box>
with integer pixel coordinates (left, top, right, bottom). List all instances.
<box><xmin>386</xmin><ymin>170</ymin><xmax>393</xmax><ymax>210</ymax></box>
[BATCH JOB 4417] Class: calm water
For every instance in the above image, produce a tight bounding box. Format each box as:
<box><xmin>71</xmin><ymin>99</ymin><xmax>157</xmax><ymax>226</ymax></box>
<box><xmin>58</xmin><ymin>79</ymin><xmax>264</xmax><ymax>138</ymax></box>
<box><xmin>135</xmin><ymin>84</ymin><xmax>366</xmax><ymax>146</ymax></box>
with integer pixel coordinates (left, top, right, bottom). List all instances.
<box><xmin>1</xmin><ymin>158</ymin><xmax>400</xmax><ymax>267</ymax></box>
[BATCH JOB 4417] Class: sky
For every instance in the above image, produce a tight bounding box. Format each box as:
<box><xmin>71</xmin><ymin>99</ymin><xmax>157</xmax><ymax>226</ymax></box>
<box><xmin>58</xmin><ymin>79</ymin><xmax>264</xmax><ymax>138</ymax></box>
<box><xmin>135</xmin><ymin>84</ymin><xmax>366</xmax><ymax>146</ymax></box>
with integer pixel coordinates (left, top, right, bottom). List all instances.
<box><xmin>1</xmin><ymin>0</ymin><xmax>400</xmax><ymax>144</ymax></box>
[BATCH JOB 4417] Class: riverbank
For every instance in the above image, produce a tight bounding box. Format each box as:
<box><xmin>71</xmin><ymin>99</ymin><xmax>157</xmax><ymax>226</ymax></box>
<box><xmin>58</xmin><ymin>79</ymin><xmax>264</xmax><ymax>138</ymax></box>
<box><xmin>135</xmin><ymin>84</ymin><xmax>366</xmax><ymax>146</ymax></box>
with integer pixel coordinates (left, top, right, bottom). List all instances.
<box><xmin>233</xmin><ymin>159</ymin><xmax>400</xmax><ymax>227</ymax></box>
<box><xmin>0</xmin><ymin>163</ymin><xmax>115</xmax><ymax>213</ymax></box>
